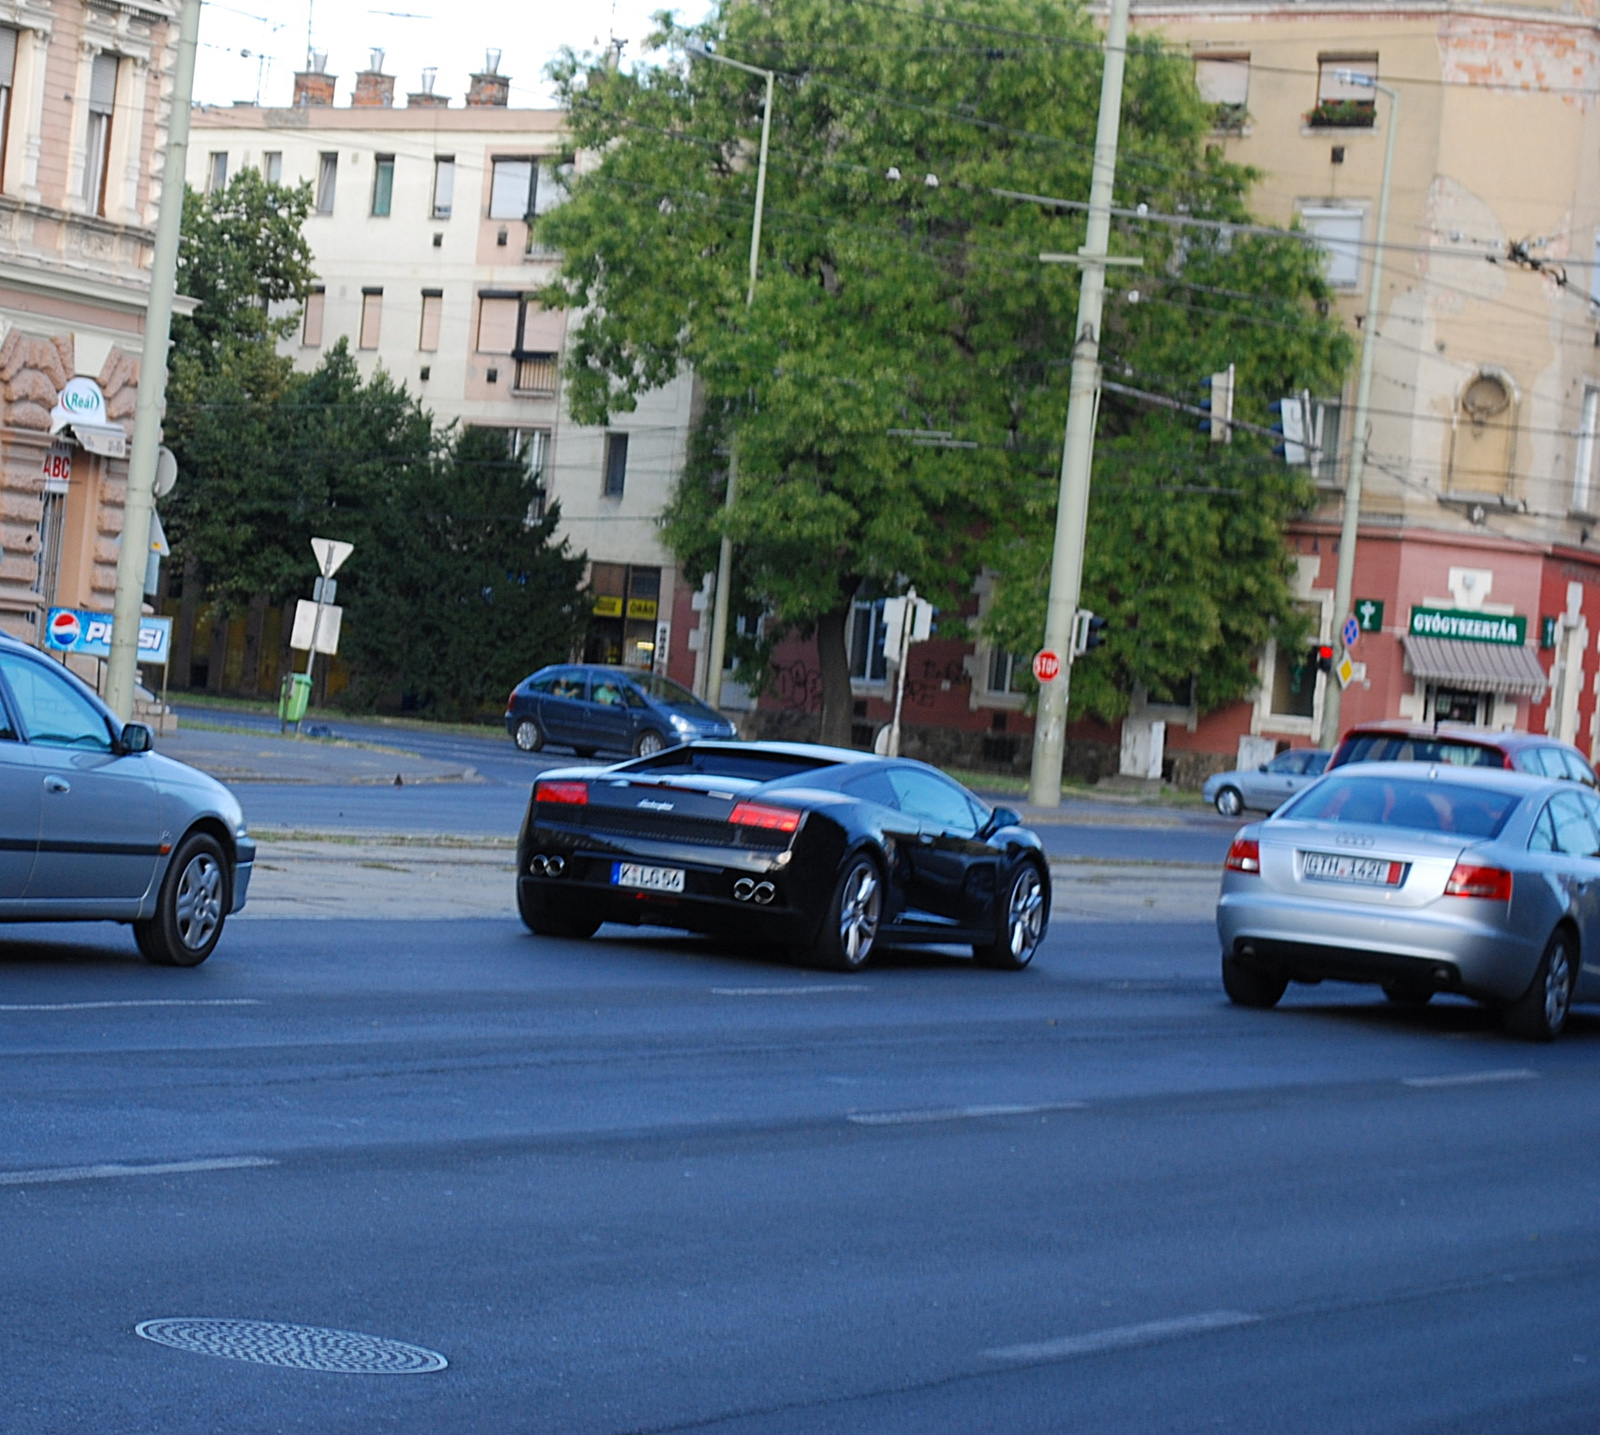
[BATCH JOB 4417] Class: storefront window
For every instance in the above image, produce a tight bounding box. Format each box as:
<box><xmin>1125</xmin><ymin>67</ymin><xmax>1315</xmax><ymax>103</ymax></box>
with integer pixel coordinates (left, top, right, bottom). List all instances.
<box><xmin>584</xmin><ymin>563</ymin><xmax>660</xmax><ymax>668</ymax></box>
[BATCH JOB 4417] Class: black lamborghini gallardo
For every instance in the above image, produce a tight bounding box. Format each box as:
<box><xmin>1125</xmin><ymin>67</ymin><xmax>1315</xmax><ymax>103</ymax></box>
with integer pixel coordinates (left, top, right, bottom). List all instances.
<box><xmin>516</xmin><ymin>741</ymin><xmax>1050</xmax><ymax>971</ymax></box>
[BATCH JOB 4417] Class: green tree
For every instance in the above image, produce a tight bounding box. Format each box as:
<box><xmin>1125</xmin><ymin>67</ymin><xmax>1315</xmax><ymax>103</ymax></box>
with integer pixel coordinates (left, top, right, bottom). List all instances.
<box><xmin>540</xmin><ymin>0</ymin><xmax>1350</xmax><ymax>741</ymax></box>
<box><xmin>341</xmin><ymin>424</ymin><xmax>589</xmax><ymax>718</ymax></box>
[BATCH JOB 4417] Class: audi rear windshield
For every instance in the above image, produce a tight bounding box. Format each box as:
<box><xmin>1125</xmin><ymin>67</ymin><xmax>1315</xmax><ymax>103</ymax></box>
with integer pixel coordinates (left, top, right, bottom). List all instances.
<box><xmin>623</xmin><ymin>747</ymin><xmax>839</xmax><ymax>782</ymax></box>
<box><xmin>1279</xmin><ymin>775</ymin><xmax>1520</xmax><ymax>839</ymax></box>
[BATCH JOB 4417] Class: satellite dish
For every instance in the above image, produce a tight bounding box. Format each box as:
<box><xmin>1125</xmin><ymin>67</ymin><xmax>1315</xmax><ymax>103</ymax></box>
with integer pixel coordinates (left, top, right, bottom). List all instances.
<box><xmin>154</xmin><ymin>446</ymin><xmax>178</xmax><ymax>498</ymax></box>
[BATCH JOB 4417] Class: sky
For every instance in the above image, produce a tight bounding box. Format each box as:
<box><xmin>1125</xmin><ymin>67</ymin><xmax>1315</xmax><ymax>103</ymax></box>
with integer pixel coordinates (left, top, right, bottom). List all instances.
<box><xmin>193</xmin><ymin>0</ymin><xmax>714</xmax><ymax>110</ymax></box>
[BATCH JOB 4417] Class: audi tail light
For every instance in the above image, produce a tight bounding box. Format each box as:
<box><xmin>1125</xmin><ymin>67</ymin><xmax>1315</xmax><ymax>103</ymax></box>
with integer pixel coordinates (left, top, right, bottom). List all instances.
<box><xmin>1444</xmin><ymin>862</ymin><xmax>1512</xmax><ymax>900</ymax></box>
<box><xmin>535</xmin><ymin>780</ymin><xmax>589</xmax><ymax>806</ymax></box>
<box><xmin>1225</xmin><ymin>836</ymin><xmax>1261</xmax><ymax>874</ymax></box>
<box><xmin>729</xmin><ymin>801</ymin><xmax>802</xmax><ymax>833</ymax></box>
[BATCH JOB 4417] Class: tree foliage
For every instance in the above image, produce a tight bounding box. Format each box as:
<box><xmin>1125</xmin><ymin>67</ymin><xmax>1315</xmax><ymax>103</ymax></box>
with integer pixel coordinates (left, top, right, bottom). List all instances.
<box><xmin>539</xmin><ymin>0</ymin><xmax>1351</xmax><ymax>736</ymax></box>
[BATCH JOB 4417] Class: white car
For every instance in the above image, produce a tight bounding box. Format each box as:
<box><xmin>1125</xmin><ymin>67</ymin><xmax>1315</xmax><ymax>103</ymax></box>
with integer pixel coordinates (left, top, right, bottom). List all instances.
<box><xmin>1204</xmin><ymin>749</ymin><xmax>1331</xmax><ymax>817</ymax></box>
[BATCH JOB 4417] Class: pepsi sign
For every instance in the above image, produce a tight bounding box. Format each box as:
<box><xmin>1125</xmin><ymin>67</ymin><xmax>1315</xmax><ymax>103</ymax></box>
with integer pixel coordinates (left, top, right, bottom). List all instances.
<box><xmin>44</xmin><ymin>607</ymin><xmax>171</xmax><ymax>665</ymax></box>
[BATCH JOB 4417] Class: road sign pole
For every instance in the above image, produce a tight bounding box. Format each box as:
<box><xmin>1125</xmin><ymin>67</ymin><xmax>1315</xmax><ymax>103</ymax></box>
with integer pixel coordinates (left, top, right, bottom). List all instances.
<box><xmin>1027</xmin><ymin>0</ymin><xmax>1132</xmax><ymax>809</ymax></box>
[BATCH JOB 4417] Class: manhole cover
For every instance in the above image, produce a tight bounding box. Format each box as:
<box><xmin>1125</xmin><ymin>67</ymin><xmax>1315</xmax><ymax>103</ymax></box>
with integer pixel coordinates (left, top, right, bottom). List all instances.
<box><xmin>134</xmin><ymin>1318</ymin><xmax>447</xmax><ymax>1374</ymax></box>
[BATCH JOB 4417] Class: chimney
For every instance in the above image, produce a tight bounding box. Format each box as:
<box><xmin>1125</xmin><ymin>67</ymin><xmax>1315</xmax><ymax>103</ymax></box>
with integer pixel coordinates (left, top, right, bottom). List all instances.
<box><xmin>465</xmin><ymin>48</ymin><xmax>509</xmax><ymax>108</ymax></box>
<box><xmin>351</xmin><ymin>47</ymin><xmax>395</xmax><ymax>107</ymax></box>
<box><xmin>293</xmin><ymin>50</ymin><xmax>336</xmax><ymax>107</ymax></box>
<box><xmin>406</xmin><ymin>66</ymin><xmax>449</xmax><ymax>109</ymax></box>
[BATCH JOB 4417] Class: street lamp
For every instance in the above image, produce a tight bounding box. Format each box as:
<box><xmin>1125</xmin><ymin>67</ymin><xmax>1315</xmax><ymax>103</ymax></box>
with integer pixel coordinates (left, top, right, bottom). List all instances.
<box><xmin>685</xmin><ymin>38</ymin><xmax>774</xmax><ymax>710</ymax></box>
<box><xmin>1319</xmin><ymin>71</ymin><xmax>1399</xmax><ymax>749</ymax></box>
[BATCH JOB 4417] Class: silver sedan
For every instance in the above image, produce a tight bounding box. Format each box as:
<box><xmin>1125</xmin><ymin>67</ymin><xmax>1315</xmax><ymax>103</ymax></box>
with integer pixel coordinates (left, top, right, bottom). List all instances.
<box><xmin>0</xmin><ymin>635</ymin><xmax>253</xmax><ymax>966</ymax></box>
<box><xmin>1217</xmin><ymin>762</ymin><xmax>1599</xmax><ymax>1040</ymax></box>
<box><xmin>1204</xmin><ymin>748</ymin><xmax>1330</xmax><ymax>817</ymax></box>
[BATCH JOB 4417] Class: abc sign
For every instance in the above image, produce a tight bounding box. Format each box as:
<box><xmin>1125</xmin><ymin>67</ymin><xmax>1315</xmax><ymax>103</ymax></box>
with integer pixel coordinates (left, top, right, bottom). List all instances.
<box><xmin>1032</xmin><ymin>649</ymin><xmax>1062</xmax><ymax>684</ymax></box>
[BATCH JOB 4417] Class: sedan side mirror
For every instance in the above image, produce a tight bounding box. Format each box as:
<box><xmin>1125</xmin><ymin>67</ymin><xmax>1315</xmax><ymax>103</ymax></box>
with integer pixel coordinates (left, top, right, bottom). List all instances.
<box><xmin>985</xmin><ymin>805</ymin><xmax>1023</xmax><ymax>836</ymax></box>
<box><xmin>115</xmin><ymin>722</ymin><xmax>152</xmax><ymax>755</ymax></box>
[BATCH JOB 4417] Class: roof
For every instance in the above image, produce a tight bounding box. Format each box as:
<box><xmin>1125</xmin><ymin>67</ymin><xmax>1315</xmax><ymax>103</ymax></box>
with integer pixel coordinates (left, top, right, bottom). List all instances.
<box><xmin>1401</xmin><ymin>635</ymin><xmax>1549</xmax><ymax>699</ymax></box>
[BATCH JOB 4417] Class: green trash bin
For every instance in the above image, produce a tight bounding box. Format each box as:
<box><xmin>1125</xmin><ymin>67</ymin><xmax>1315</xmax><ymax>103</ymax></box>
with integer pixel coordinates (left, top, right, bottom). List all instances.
<box><xmin>279</xmin><ymin>672</ymin><xmax>312</xmax><ymax>724</ymax></box>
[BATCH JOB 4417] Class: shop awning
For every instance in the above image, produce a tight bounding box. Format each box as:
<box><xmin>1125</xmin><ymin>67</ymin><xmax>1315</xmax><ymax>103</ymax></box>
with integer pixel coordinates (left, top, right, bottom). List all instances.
<box><xmin>64</xmin><ymin>422</ymin><xmax>127</xmax><ymax>458</ymax></box>
<box><xmin>1402</xmin><ymin>635</ymin><xmax>1548</xmax><ymax>698</ymax></box>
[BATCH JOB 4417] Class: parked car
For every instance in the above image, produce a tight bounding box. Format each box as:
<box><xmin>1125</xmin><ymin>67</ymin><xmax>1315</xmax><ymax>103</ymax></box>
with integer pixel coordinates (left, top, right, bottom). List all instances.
<box><xmin>505</xmin><ymin>665</ymin><xmax>738</xmax><ymax>758</ymax></box>
<box><xmin>0</xmin><ymin>633</ymin><xmax>253</xmax><ymax>966</ymax></box>
<box><xmin>1328</xmin><ymin>722</ymin><xmax>1596</xmax><ymax>786</ymax></box>
<box><xmin>517</xmin><ymin>741</ymin><xmax>1051</xmax><ymax>972</ymax></box>
<box><xmin>1217</xmin><ymin>761</ymin><xmax>1600</xmax><ymax>1040</ymax></box>
<box><xmin>1204</xmin><ymin>748</ymin><xmax>1331</xmax><ymax>816</ymax></box>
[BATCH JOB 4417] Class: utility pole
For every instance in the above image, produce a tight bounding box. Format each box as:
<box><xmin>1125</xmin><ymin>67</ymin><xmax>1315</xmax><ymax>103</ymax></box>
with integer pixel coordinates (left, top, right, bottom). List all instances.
<box><xmin>106</xmin><ymin>0</ymin><xmax>202</xmax><ymax>721</ymax></box>
<box><xmin>687</xmin><ymin>40</ymin><xmax>774</xmax><ymax>711</ymax></box>
<box><xmin>1026</xmin><ymin>0</ymin><xmax>1134</xmax><ymax>808</ymax></box>
<box><xmin>1319</xmin><ymin>73</ymin><xmax>1399</xmax><ymax>749</ymax></box>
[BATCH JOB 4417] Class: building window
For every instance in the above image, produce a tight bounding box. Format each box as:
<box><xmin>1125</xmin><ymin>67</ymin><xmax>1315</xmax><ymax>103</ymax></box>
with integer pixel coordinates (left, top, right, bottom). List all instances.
<box><xmin>1576</xmin><ymin>389</ymin><xmax>1600</xmax><ymax>516</ymax></box>
<box><xmin>849</xmin><ymin>599</ymin><xmax>889</xmax><ymax>683</ymax></box>
<box><xmin>511</xmin><ymin>427</ymin><xmax>550</xmax><ymax>519</ymax></box>
<box><xmin>488</xmin><ymin>156</ymin><xmax>536</xmax><ymax>219</ymax></box>
<box><xmin>315</xmin><ymin>152</ymin><xmax>337</xmax><ymax>213</ymax></box>
<box><xmin>987</xmin><ymin>648</ymin><xmax>1024</xmax><ymax>695</ymax></box>
<box><xmin>513</xmin><ymin>354</ymin><xmax>557</xmax><ymax>394</ymax></box>
<box><xmin>359</xmin><ymin>289</ymin><xmax>383</xmax><ymax>349</ymax></box>
<box><xmin>1299</xmin><ymin>206</ymin><xmax>1363</xmax><ymax>288</ymax></box>
<box><xmin>206</xmin><ymin>151</ymin><xmax>228</xmax><ymax>195</ymax></box>
<box><xmin>371</xmin><ymin>154</ymin><xmax>394</xmax><ymax>216</ymax></box>
<box><xmin>1310</xmin><ymin>55</ymin><xmax>1377</xmax><ymax>128</ymax></box>
<box><xmin>476</xmin><ymin>294</ymin><xmax>520</xmax><ymax>353</ymax></box>
<box><xmin>1590</xmin><ymin>232</ymin><xmax>1600</xmax><ymax>309</ymax></box>
<box><xmin>419</xmin><ymin>289</ymin><xmax>442</xmax><ymax>351</ymax></box>
<box><xmin>602</xmin><ymin>433</ymin><xmax>628</xmax><ymax>497</ymax></box>
<box><xmin>82</xmin><ymin>53</ymin><xmax>119</xmax><ymax>214</ymax></box>
<box><xmin>1195</xmin><ymin>54</ymin><xmax>1248</xmax><ymax>131</ymax></box>
<box><xmin>302</xmin><ymin>287</ymin><xmax>325</xmax><ymax>347</ymax></box>
<box><xmin>262</xmin><ymin>150</ymin><xmax>282</xmax><ymax>184</ymax></box>
<box><xmin>0</xmin><ymin>26</ymin><xmax>17</xmax><ymax>189</ymax></box>
<box><xmin>431</xmin><ymin>155</ymin><xmax>454</xmax><ymax>218</ymax></box>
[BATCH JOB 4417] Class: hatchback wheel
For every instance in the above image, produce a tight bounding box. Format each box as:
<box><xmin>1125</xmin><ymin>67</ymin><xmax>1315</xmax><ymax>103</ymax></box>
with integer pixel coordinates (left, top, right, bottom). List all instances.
<box><xmin>810</xmin><ymin>855</ymin><xmax>882</xmax><ymax>972</ymax></box>
<box><xmin>634</xmin><ymin>728</ymin><xmax>667</xmax><ymax>758</ymax></box>
<box><xmin>513</xmin><ymin>718</ymin><xmax>544</xmax><ymax>753</ymax></box>
<box><xmin>135</xmin><ymin>833</ymin><xmax>228</xmax><ymax>968</ymax></box>
<box><xmin>1504</xmin><ymin>928</ymin><xmax>1575</xmax><ymax>1042</ymax></box>
<box><xmin>975</xmin><ymin>862</ymin><xmax>1047</xmax><ymax>970</ymax></box>
<box><xmin>1214</xmin><ymin>786</ymin><xmax>1243</xmax><ymax>818</ymax></box>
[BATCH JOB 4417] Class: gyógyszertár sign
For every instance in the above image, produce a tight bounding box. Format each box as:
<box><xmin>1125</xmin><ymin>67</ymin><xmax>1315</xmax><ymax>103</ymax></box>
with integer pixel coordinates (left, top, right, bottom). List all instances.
<box><xmin>1408</xmin><ymin>606</ymin><xmax>1526</xmax><ymax>647</ymax></box>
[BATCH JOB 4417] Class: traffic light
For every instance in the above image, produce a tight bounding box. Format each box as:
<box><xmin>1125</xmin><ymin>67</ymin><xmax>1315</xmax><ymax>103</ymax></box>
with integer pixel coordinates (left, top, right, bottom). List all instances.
<box><xmin>1314</xmin><ymin>644</ymin><xmax>1335</xmax><ymax>674</ymax></box>
<box><xmin>1198</xmin><ymin>364</ymin><xmax>1234</xmax><ymax>443</ymax></box>
<box><xmin>1271</xmin><ymin>390</ymin><xmax>1323</xmax><ymax>467</ymax></box>
<box><xmin>1072</xmin><ymin>610</ymin><xmax>1109</xmax><ymax>657</ymax></box>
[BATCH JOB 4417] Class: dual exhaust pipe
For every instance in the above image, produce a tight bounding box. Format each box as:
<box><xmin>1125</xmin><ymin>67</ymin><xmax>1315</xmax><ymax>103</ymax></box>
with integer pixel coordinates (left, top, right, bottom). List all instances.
<box><xmin>733</xmin><ymin>878</ymin><xmax>776</xmax><ymax>906</ymax></box>
<box><xmin>529</xmin><ymin>854</ymin><xmax>566</xmax><ymax>877</ymax></box>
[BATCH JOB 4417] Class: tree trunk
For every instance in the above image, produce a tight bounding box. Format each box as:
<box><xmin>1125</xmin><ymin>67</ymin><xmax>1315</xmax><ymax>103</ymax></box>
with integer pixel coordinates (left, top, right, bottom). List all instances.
<box><xmin>172</xmin><ymin>552</ymin><xmax>199</xmax><ymax>690</ymax></box>
<box><xmin>816</xmin><ymin>600</ymin><xmax>854</xmax><ymax>748</ymax></box>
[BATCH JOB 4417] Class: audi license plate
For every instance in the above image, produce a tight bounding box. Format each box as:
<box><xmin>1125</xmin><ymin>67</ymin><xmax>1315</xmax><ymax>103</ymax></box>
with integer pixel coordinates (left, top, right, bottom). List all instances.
<box><xmin>1301</xmin><ymin>851</ymin><xmax>1403</xmax><ymax>886</ymax></box>
<box><xmin>613</xmin><ymin>861</ymin><xmax>685</xmax><ymax>894</ymax></box>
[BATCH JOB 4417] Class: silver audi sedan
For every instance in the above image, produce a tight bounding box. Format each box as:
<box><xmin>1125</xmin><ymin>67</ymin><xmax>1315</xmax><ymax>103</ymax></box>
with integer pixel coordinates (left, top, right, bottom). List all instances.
<box><xmin>0</xmin><ymin>634</ymin><xmax>254</xmax><ymax>966</ymax></box>
<box><xmin>1217</xmin><ymin>762</ymin><xmax>1600</xmax><ymax>1040</ymax></box>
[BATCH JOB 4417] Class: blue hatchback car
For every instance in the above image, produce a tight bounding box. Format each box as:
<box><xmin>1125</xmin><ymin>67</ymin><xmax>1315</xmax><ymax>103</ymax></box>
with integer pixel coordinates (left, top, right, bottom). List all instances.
<box><xmin>505</xmin><ymin>665</ymin><xmax>738</xmax><ymax>758</ymax></box>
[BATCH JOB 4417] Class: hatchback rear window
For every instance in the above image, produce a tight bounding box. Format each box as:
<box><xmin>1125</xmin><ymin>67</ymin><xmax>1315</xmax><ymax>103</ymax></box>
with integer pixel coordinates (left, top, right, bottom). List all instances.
<box><xmin>1333</xmin><ymin>734</ymin><xmax>1505</xmax><ymax>769</ymax></box>
<box><xmin>1280</xmin><ymin>775</ymin><xmax>1520</xmax><ymax>838</ymax></box>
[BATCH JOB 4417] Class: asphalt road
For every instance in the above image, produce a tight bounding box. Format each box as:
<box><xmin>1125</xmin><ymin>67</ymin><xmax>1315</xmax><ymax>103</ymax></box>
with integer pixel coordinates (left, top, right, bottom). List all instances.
<box><xmin>2</xmin><ymin>909</ymin><xmax>1597</xmax><ymax>1433</ymax></box>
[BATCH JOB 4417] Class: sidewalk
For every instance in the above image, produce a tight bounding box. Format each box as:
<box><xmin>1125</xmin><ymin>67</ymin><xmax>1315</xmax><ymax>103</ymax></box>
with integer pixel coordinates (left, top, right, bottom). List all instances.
<box><xmin>154</xmin><ymin>725</ymin><xmax>479</xmax><ymax>786</ymax></box>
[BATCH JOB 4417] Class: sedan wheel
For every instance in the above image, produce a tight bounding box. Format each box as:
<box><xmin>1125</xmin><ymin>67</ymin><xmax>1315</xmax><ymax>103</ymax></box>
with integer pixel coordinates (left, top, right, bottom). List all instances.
<box><xmin>1504</xmin><ymin>928</ymin><xmax>1575</xmax><ymax>1042</ymax></box>
<box><xmin>1221</xmin><ymin>953</ymin><xmax>1288</xmax><ymax>1009</ymax></box>
<box><xmin>811</xmin><ymin>856</ymin><xmax>882</xmax><ymax>972</ymax></box>
<box><xmin>1214</xmin><ymin>786</ymin><xmax>1244</xmax><ymax>818</ymax></box>
<box><xmin>135</xmin><ymin>833</ymin><xmax>228</xmax><ymax>968</ymax></box>
<box><xmin>513</xmin><ymin>718</ymin><xmax>544</xmax><ymax>753</ymax></box>
<box><xmin>634</xmin><ymin>729</ymin><xmax>667</xmax><ymax>758</ymax></box>
<box><xmin>975</xmin><ymin>863</ymin><xmax>1047</xmax><ymax>970</ymax></box>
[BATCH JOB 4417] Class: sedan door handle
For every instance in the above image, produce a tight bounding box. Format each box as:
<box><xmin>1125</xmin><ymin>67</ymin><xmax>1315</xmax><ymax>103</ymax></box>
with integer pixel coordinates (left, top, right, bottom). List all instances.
<box><xmin>917</xmin><ymin>832</ymin><xmax>934</xmax><ymax>845</ymax></box>
<box><xmin>43</xmin><ymin>775</ymin><xmax>70</xmax><ymax>794</ymax></box>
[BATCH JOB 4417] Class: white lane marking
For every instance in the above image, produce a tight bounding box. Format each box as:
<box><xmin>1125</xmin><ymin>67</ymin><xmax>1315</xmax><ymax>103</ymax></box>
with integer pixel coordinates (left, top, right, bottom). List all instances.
<box><xmin>0</xmin><ymin>1157</ymin><xmax>276</xmax><ymax>1188</ymax></box>
<box><xmin>983</xmin><ymin>1310</ymin><xmax>1260</xmax><ymax>1364</ymax></box>
<box><xmin>849</xmin><ymin>1101</ymin><xmax>1086</xmax><ymax>1126</ymax></box>
<box><xmin>0</xmin><ymin>999</ymin><xmax>262</xmax><ymax>1013</ymax></box>
<box><xmin>713</xmin><ymin>985</ymin><xmax>870</xmax><ymax>997</ymax></box>
<box><xmin>1402</xmin><ymin>1068</ymin><xmax>1538</xmax><ymax>1089</ymax></box>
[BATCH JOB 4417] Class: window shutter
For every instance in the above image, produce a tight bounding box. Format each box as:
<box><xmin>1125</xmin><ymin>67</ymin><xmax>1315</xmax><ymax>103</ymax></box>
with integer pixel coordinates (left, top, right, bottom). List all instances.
<box><xmin>1195</xmin><ymin>57</ymin><xmax>1248</xmax><ymax>107</ymax></box>
<box><xmin>0</xmin><ymin>27</ymin><xmax>19</xmax><ymax>89</ymax></box>
<box><xmin>476</xmin><ymin>296</ymin><xmax>519</xmax><ymax>353</ymax></box>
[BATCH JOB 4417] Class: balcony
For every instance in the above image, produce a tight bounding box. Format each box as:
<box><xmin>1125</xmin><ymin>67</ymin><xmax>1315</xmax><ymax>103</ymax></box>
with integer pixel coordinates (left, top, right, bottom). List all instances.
<box><xmin>512</xmin><ymin>353</ymin><xmax>557</xmax><ymax>396</ymax></box>
<box><xmin>1304</xmin><ymin>99</ymin><xmax>1375</xmax><ymax>129</ymax></box>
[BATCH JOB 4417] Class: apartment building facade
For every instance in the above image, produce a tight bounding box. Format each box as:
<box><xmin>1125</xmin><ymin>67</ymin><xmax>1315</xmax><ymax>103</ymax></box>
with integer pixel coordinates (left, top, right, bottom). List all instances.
<box><xmin>188</xmin><ymin>53</ymin><xmax>699</xmax><ymax>690</ymax></box>
<box><xmin>0</xmin><ymin>0</ymin><xmax>179</xmax><ymax>645</ymax></box>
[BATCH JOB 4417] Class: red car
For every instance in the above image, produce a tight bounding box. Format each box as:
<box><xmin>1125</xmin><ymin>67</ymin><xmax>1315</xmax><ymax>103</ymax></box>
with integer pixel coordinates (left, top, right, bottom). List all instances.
<box><xmin>1328</xmin><ymin>722</ymin><xmax>1597</xmax><ymax>786</ymax></box>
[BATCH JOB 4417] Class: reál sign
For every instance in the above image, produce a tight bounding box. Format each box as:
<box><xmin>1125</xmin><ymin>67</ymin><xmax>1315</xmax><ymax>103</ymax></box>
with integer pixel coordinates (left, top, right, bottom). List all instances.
<box><xmin>1408</xmin><ymin>605</ymin><xmax>1526</xmax><ymax>647</ymax></box>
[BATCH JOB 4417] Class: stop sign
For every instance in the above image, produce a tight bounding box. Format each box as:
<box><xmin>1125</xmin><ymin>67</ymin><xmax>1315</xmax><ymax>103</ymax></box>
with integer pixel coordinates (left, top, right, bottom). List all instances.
<box><xmin>1032</xmin><ymin>649</ymin><xmax>1061</xmax><ymax>683</ymax></box>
